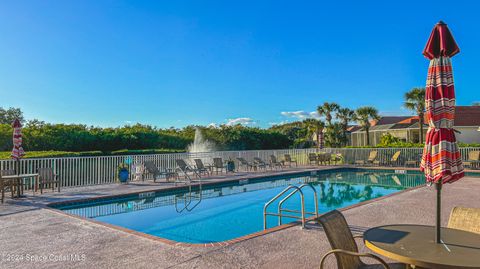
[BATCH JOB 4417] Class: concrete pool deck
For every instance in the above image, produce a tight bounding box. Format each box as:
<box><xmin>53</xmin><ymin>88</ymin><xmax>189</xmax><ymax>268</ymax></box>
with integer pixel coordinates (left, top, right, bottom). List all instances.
<box><xmin>1</xmin><ymin>166</ymin><xmax>479</xmax><ymax>268</ymax></box>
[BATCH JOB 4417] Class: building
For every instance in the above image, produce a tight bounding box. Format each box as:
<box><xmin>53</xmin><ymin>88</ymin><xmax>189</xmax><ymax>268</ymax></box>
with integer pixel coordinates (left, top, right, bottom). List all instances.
<box><xmin>349</xmin><ymin>106</ymin><xmax>480</xmax><ymax>146</ymax></box>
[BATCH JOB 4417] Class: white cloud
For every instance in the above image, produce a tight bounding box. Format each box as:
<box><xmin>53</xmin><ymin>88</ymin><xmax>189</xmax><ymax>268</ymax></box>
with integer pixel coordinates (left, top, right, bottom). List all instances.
<box><xmin>280</xmin><ymin>110</ymin><xmax>321</xmax><ymax>120</ymax></box>
<box><xmin>269</xmin><ymin>120</ymin><xmax>290</xmax><ymax>126</ymax></box>
<box><xmin>207</xmin><ymin>122</ymin><xmax>218</xmax><ymax>128</ymax></box>
<box><xmin>226</xmin><ymin>117</ymin><xmax>255</xmax><ymax>126</ymax></box>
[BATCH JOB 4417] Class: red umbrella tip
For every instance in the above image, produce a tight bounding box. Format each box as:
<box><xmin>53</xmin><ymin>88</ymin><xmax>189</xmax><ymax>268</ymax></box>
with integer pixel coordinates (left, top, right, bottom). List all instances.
<box><xmin>12</xmin><ymin>119</ymin><xmax>22</xmax><ymax>128</ymax></box>
<box><xmin>437</xmin><ymin>20</ymin><xmax>446</xmax><ymax>25</ymax></box>
<box><xmin>423</xmin><ymin>21</ymin><xmax>460</xmax><ymax>59</ymax></box>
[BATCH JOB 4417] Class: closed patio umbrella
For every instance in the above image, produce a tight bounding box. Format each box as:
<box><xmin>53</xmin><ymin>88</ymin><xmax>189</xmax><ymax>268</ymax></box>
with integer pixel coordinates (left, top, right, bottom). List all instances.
<box><xmin>420</xmin><ymin>21</ymin><xmax>464</xmax><ymax>243</ymax></box>
<box><xmin>11</xmin><ymin>119</ymin><xmax>25</xmax><ymax>162</ymax></box>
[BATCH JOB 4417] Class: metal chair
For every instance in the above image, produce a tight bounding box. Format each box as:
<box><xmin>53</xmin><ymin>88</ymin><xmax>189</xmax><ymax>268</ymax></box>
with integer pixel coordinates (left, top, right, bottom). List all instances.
<box><xmin>283</xmin><ymin>154</ymin><xmax>298</xmax><ymax>167</ymax></box>
<box><xmin>143</xmin><ymin>161</ymin><xmax>177</xmax><ymax>182</ymax></box>
<box><xmin>269</xmin><ymin>155</ymin><xmax>283</xmax><ymax>169</ymax></box>
<box><xmin>236</xmin><ymin>157</ymin><xmax>255</xmax><ymax>171</ymax></box>
<box><xmin>193</xmin><ymin>159</ymin><xmax>210</xmax><ymax>176</ymax></box>
<box><xmin>318</xmin><ymin>210</ymin><xmax>405</xmax><ymax>269</ymax></box>
<box><xmin>212</xmin><ymin>158</ymin><xmax>227</xmax><ymax>174</ymax></box>
<box><xmin>448</xmin><ymin>206</ymin><xmax>480</xmax><ymax>234</ymax></box>
<box><xmin>37</xmin><ymin>167</ymin><xmax>60</xmax><ymax>194</ymax></box>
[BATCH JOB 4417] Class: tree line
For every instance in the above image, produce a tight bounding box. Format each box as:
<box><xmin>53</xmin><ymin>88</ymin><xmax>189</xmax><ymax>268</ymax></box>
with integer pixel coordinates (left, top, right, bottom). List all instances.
<box><xmin>0</xmin><ymin>88</ymin><xmax>430</xmax><ymax>154</ymax></box>
<box><xmin>0</xmin><ymin>115</ymin><xmax>292</xmax><ymax>152</ymax></box>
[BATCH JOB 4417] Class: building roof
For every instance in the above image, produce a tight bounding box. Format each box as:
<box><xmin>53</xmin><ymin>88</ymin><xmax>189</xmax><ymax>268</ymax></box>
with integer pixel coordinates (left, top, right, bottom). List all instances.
<box><xmin>371</xmin><ymin>116</ymin><xmax>412</xmax><ymax>126</ymax></box>
<box><xmin>455</xmin><ymin>106</ymin><xmax>480</xmax><ymax>126</ymax></box>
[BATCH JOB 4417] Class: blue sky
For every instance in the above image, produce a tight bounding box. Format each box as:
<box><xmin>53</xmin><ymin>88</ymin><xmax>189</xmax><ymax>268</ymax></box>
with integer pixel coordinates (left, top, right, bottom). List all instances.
<box><xmin>0</xmin><ymin>1</ymin><xmax>479</xmax><ymax>128</ymax></box>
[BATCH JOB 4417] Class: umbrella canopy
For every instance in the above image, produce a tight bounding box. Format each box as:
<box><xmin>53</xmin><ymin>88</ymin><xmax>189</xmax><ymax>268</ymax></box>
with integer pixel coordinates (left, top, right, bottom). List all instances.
<box><xmin>318</xmin><ymin>131</ymin><xmax>324</xmax><ymax>149</ymax></box>
<box><xmin>420</xmin><ymin>21</ymin><xmax>464</xmax><ymax>244</ymax></box>
<box><xmin>11</xmin><ymin>119</ymin><xmax>25</xmax><ymax>161</ymax></box>
<box><xmin>420</xmin><ymin>21</ymin><xmax>464</xmax><ymax>184</ymax></box>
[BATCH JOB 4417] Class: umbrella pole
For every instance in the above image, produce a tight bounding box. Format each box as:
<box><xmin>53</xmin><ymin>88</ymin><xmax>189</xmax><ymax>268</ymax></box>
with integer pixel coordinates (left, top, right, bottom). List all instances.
<box><xmin>435</xmin><ymin>182</ymin><xmax>442</xmax><ymax>243</ymax></box>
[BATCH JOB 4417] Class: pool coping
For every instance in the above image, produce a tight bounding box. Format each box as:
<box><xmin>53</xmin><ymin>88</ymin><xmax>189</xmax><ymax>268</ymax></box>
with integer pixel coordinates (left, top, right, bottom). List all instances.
<box><xmin>44</xmin><ymin>166</ymin><xmax>427</xmax><ymax>248</ymax></box>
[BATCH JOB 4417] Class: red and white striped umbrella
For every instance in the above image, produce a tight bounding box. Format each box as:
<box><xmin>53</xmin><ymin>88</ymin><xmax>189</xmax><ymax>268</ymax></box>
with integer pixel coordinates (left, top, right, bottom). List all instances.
<box><xmin>11</xmin><ymin>119</ymin><xmax>25</xmax><ymax>160</ymax></box>
<box><xmin>420</xmin><ymin>21</ymin><xmax>464</xmax><ymax>184</ymax></box>
<box><xmin>318</xmin><ymin>131</ymin><xmax>324</xmax><ymax>149</ymax></box>
<box><xmin>420</xmin><ymin>21</ymin><xmax>464</xmax><ymax>244</ymax></box>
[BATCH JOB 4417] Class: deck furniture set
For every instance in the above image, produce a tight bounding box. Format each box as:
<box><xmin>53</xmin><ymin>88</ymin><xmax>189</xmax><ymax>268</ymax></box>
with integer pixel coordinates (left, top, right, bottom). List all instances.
<box><xmin>319</xmin><ymin>208</ymin><xmax>480</xmax><ymax>269</ymax></box>
<box><xmin>0</xmin><ymin>167</ymin><xmax>60</xmax><ymax>203</ymax></box>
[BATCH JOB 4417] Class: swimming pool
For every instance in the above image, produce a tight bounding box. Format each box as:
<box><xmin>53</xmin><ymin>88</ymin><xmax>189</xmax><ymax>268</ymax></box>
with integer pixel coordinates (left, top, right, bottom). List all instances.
<box><xmin>52</xmin><ymin>168</ymin><xmax>426</xmax><ymax>244</ymax></box>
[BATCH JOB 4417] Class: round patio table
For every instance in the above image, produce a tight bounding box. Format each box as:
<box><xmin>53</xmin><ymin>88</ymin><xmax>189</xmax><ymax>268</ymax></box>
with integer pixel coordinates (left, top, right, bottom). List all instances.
<box><xmin>364</xmin><ymin>224</ymin><xmax>480</xmax><ymax>269</ymax></box>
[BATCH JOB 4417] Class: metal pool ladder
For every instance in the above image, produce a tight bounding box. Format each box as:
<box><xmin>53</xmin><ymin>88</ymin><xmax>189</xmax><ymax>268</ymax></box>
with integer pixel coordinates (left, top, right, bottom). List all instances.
<box><xmin>263</xmin><ymin>184</ymin><xmax>319</xmax><ymax>229</ymax></box>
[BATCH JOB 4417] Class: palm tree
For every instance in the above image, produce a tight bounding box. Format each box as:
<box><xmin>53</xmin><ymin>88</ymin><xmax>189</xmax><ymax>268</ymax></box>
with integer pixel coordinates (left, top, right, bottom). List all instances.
<box><xmin>317</xmin><ymin>102</ymin><xmax>340</xmax><ymax>126</ymax></box>
<box><xmin>354</xmin><ymin>106</ymin><xmax>380</xmax><ymax>146</ymax></box>
<box><xmin>336</xmin><ymin>107</ymin><xmax>355</xmax><ymax>146</ymax></box>
<box><xmin>404</xmin><ymin>88</ymin><xmax>426</xmax><ymax>143</ymax></box>
<box><xmin>303</xmin><ymin>118</ymin><xmax>325</xmax><ymax>149</ymax></box>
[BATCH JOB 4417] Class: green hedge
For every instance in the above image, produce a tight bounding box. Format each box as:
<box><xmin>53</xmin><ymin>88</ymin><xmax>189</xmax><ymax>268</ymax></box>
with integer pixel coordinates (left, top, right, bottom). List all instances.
<box><xmin>0</xmin><ymin>149</ymin><xmax>185</xmax><ymax>160</ymax></box>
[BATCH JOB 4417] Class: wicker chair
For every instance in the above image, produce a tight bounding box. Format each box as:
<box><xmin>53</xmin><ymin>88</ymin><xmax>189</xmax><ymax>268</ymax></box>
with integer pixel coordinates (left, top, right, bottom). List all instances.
<box><xmin>318</xmin><ymin>210</ymin><xmax>405</xmax><ymax>269</ymax></box>
<box><xmin>1</xmin><ymin>169</ymin><xmax>16</xmax><ymax>203</ymax></box>
<box><xmin>448</xmin><ymin>207</ymin><xmax>480</xmax><ymax>234</ymax></box>
<box><xmin>37</xmin><ymin>167</ymin><xmax>60</xmax><ymax>194</ymax></box>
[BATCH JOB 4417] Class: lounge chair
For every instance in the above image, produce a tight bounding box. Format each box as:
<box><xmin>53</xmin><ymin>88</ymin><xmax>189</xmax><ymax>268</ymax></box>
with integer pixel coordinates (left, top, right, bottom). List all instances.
<box><xmin>37</xmin><ymin>167</ymin><xmax>61</xmax><ymax>194</ymax></box>
<box><xmin>318</xmin><ymin>153</ymin><xmax>331</xmax><ymax>165</ymax></box>
<box><xmin>176</xmin><ymin>159</ymin><xmax>201</xmax><ymax>178</ymax></box>
<box><xmin>236</xmin><ymin>157</ymin><xmax>255</xmax><ymax>171</ymax></box>
<box><xmin>448</xmin><ymin>206</ymin><xmax>480</xmax><ymax>234</ymax></box>
<box><xmin>388</xmin><ymin>151</ymin><xmax>401</xmax><ymax>166</ymax></box>
<box><xmin>318</xmin><ymin>210</ymin><xmax>405</xmax><ymax>269</ymax></box>
<box><xmin>355</xmin><ymin>151</ymin><xmax>378</xmax><ymax>166</ymax></box>
<box><xmin>405</xmin><ymin>154</ymin><xmax>422</xmax><ymax>167</ymax></box>
<box><xmin>143</xmin><ymin>161</ymin><xmax>177</xmax><ymax>182</ymax></box>
<box><xmin>331</xmin><ymin>153</ymin><xmax>343</xmax><ymax>165</ymax></box>
<box><xmin>308</xmin><ymin>153</ymin><xmax>319</xmax><ymax>166</ymax></box>
<box><xmin>212</xmin><ymin>158</ymin><xmax>227</xmax><ymax>174</ymax></box>
<box><xmin>463</xmin><ymin>151</ymin><xmax>480</xmax><ymax>170</ymax></box>
<box><xmin>269</xmin><ymin>155</ymin><xmax>284</xmax><ymax>169</ymax></box>
<box><xmin>253</xmin><ymin>157</ymin><xmax>269</xmax><ymax>171</ymax></box>
<box><xmin>193</xmin><ymin>159</ymin><xmax>211</xmax><ymax>176</ymax></box>
<box><xmin>283</xmin><ymin>154</ymin><xmax>298</xmax><ymax>167</ymax></box>
<box><xmin>0</xmin><ymin>169</ymin><xmax>15</xmax><ymax>203</ymax></box>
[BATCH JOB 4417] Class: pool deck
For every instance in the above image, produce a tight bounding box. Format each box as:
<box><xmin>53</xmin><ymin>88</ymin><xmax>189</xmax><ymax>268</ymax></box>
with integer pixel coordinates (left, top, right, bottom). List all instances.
<box><xmin>1</xmin><ymin>165</ymin><xmax>479</xmax><ymax>268</ymax></box>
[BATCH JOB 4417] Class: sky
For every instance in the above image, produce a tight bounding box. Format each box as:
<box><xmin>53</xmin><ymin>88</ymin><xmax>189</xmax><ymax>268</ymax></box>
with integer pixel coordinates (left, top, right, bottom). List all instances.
<box><xmin>1</xmin><ymin>1</ymin><xmax>479</xmax><ymax>128</ymax></box>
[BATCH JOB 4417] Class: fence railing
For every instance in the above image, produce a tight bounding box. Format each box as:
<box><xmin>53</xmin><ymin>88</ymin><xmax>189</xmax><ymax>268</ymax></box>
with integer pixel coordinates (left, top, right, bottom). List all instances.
<box><xmin>1</xmin><ymin>147</ymin><xmax>479</xmax><ymax>189</ymax></box>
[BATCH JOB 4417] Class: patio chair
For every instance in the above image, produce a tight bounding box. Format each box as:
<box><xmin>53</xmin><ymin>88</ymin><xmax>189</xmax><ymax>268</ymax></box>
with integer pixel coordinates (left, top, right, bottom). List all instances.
<box><xmin>308</xmin><ymin>153</ymin><xmax>319</xmax><ymax>166</ymax></box>
<box><xmin>463</xmin><ymin>151</ymin><xmax>480</xmax><ymax>170</ymax></box>
<box><xmin>212</xmin><ymin>158</ymin><xmax>227</xmax><ymax>174</ymax></box>
<box><xmin>176</xmin><ymin>159</ymin><xmax>201</xmax><ymax>178</ymax></box>
<box><xmin>37</xmin><ymin>167</ymin><xmax>61</xmax><ymax>194</ymax></box>
<box><xmin>283</xmin><ymin>154</ymin><xmax>298</xmax><ymax>167</ymax></box>
<box><xmin>253</xmin><ymin>157</ymin><xmax>269</xmax><ymax>171</ymax></box>
<box><xmin>143</xmin><ymin>161</ymin><xmax>178</xmax><ymax>182</ymax></box>
<box><xmin>355</xmin><ymin>151</ymin><xmax>378</xmax><ymax>166</ymax></box>
<box><xmin>405</xmin><ymin>154</ymin><xmax>422</xmax><ymax>167</ymax></box>
<box><xmin>269</xmin><ymin>155</ymin><xmax>284</xmax><ymax>169</ymax></box>
<box><xmin>193</xmin><ymin>159</ymin><xmax>211</xmax><ymax>176</ymax></box>
<box><xmin>1</xmin><ymin>169</ymin><xmax>16</xmax><ymax>203</ymax></box>
<box><xmin>331</xmin><ymin>153</ymin><xmax>343</xmax><ymax>165</ymax></box>
<box><xmin>236</xmin><ymin>157</ymin><xmax>255</xmax><ymax>171</ymax></box>
<box><xmin>318</xmin><ymin>210</ymin><xmax>405</xmax><ymax>269</ymax></box>
<box><xmin>319</xmin><ymin>153</ymin><xmax>332</xmax><ymax>165</ymax></box>
<box><xmin>388</xmin><ymin>151</ymin><xmax>401</xmax><ymax>166</ymax></box>
<box><xmin>448</xmin><ymin>206</ymin><xmax>480</xmax><ymax>234</ymax></box>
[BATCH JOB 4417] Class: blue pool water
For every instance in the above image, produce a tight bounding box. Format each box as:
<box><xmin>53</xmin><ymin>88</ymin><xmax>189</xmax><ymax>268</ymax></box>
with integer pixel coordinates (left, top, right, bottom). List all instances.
<box><xmin>53</xmin><ymin>168</ymin><xmax>426</xmax><ymax>243</ymax></box>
